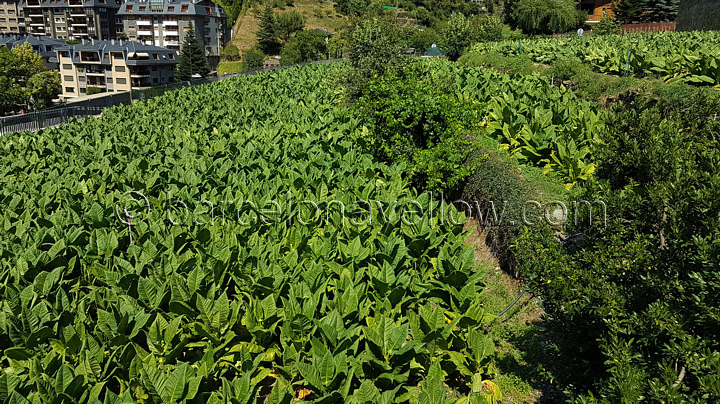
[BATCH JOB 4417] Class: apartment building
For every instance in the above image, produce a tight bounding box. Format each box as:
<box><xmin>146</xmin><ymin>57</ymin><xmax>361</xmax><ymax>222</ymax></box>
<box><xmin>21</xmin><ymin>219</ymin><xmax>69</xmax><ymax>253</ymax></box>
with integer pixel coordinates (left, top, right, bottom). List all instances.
<box><xmin>118</xmin><ymin>0</ymin><xmax>228</xmax><ymax>65</ymax></box>
<box><xmin>0</xmin><ymin>0</ymin><xmax>24</xmax><ymax>34</ymax></box>
<box><xmin>0</xmin><ymin>34</ymin><xmax>66</xmax><ymax>68</ymax></box>
<box><xmin>18</xmin><ymin>0</ymin><xmax>121</xmax><ymax>40</ymax></box>
<box><xmin>57</xmin><ymin>39</ymin><xmax>177</xmax><ymax>98</ymax></box>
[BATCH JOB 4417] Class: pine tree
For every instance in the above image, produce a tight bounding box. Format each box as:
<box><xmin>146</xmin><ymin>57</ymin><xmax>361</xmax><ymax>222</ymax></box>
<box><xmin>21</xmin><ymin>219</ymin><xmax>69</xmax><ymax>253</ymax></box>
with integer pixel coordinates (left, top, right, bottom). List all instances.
<box><xmin>646</xmin><ymin>0</ymin><xmax>679</xmax><ymax>22</ymax></box>
<box><xmin>175</xmin><ymin>22</ymin><xmax>209</xmax><ymax>81</ymax></box>
<box><xmin>612</xmin><ymin>0</ymin><xmax>643</xmax><ymax>24</ymax></box>
<box><xmin>257</xmin><ymin>5</ymin><xmax>280</xmax><ymax>55</ymax></box>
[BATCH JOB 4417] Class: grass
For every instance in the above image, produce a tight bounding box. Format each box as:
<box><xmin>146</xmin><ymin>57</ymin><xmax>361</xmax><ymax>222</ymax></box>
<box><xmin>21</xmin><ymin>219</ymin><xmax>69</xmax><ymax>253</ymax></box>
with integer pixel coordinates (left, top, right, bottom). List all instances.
<box><xmin>217</xmin><ymin>61</ymin><xmax>244</xmax><ymax>75</ymax></box>
<box><xmin>464</xmin><ymin>225</ymin><xmax>565</xmax><ymax>403</ymax></box>
<box><xmin>230</xmin><ymin>0</ymin><xmax>349</xmax><ymax>53</ymax></box>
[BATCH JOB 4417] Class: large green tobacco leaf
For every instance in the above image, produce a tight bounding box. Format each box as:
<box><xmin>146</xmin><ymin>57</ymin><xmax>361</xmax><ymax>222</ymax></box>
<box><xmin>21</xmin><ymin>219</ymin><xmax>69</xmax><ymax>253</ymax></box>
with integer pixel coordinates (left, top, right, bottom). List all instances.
<box><xmin>0</xmin><ymin>63</ymin><xmax>499</xmax><ymax>402</ymax></box>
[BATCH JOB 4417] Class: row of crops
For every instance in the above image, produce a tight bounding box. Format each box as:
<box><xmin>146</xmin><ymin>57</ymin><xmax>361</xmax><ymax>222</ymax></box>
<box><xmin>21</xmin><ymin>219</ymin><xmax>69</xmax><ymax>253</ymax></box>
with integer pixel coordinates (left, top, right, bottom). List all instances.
<box><xmin>0</xmin><ymin>63</ymin><xmax>508</xmax><ymax>403</ymax></box>
<box><xmin>470</xmin><ymin>31</ymin><xmax>720</xmax><ymax>85</ymax></box>
<box><xmin>0</xmin><ymin>57</ymin><xmax>606</xmax><ymax>401</ymax></box>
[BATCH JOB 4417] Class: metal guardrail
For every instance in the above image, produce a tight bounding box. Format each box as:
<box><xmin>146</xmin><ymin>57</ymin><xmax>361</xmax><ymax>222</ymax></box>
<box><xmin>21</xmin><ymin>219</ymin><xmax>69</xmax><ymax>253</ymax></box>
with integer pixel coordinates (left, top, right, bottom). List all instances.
<box><xmin>0</xmin><ymin>58</ymin><xmax>343</xmax><ymax>136</ymax></box>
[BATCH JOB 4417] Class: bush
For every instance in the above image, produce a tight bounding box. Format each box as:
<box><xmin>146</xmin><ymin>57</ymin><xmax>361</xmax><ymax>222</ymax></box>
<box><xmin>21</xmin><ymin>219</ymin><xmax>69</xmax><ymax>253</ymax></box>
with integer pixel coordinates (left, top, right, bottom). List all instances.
<box><xmin>474</xmin><ymin>15</ymin><xmax>505</xmax><ymax>42</ymax></box>
<box><xmin>86</xmin><ymin>86</ymin><xmax>102</xmax><ymax>95</ymax></box>
<box><xmin>515</xmin><ymin>93</ymin><xmax>720</xmax><ymax>401</ymax></box>
<box><xmin>220</xmin><ymin>44</ymin><xmax>240</xmax><ymax>61</ymax></box>
<box><xmin>242</xmin><ymin>49</ymin><xmax>265</xmax><ymax>71</ymax></box>
<box><xmin>280</xmin><ymin>29</ymin><xmax>327</xmax><ymax>65</ymax></box>
<box><xmin>549</xmin><ymin>57</ymin><xmax>588</xmax><ymax>80</ymax></box>
<box><xmin>592</xmin><ymin>15</ymin><xmax>622</xmax><ymax>35</ymax></box>
<box><xmin>442</xmin><ymin>13</ymin><xmax>473</xmax><ymax>61</ymax></box>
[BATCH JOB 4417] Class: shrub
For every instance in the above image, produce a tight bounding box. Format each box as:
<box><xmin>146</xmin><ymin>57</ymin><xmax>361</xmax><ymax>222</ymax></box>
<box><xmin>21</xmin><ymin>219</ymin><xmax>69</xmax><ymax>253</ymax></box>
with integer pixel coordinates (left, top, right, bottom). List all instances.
<box><xmin>592</xmin><ymin>14</ymin><xmax>622</xmax><ymax>35</ymax></box>
<box><xmin>242</xmin><ymin>48</ymin><xmax>265</xmax><ymax>71</ymax></box>
<box><xmin>442</xmin><ymin>13</ymin><xmax>473</xmax><ymax>61</ymax></box>
<box><xmin>516</xmin><ymin>93</ymin><xmax>720</xmax><ymax>401</ymax></box>
<box><xmin>220</xmin><ymin>44</ymin><xmax>240</xmax><ymax>61</ymax></box>
<box><xmin>86</xmin><ymin>86</ymin><xmax>102</xmax><ymax>95</ymax></box>
<box><xmin>549</xmin><ymin>57</ymin><xmax>588</xmax><ymax>81</ymax></box>
<box><xmin>474</xmin><ymin>15</ymin><xmax>505</xmax><ymax>42</ymax></box>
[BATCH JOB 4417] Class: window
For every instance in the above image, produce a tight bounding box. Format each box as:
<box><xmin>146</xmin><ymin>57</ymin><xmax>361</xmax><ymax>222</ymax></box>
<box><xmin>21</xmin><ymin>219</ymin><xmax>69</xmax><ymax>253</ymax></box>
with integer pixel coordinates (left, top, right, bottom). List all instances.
<box><xmin>167</xmin><ymin>6</ymin><xmax>174</xmax><ymax>11</ymax></box>
<box><xmin>181</xmin><ymin>5</ymin><xmax>188</xmax><ymax>12</ymax></box>
<box><xmin>152</xmin><ymin>53</ymin><xmax>158</xmax><ymax>60</ymax></box>
<box><xmin>80</xmin><ymin>88</ymin><xmax>86</xmax><ymax>93</ymax></box>
<box><xmin>0</xmin><ymin>18</ymin><xmax>5</xmax><ymax>23</ymax></box>
<box><xmin>138</xmin><ymin>6</ymin><xmax>145</xmax><ymax>11</ymax></box>
<box><xmin>169</xmin><ymin>53</ymin><xmax>175</xmax><ymax>59</ymax></box>
<box><xmin>107</xmin><ymin>77</ymin><xmax>113</xmax><ymax>83</ymax></box>
<box><xmin>65</xmin><ymin>87</ymin><xmax>75</xmax><ymax>93</ymax></box>
<box><xmin>64</xmin><ymin>75</ymin><xmax>74</xmax><ymax>81</ymax></box>
<box><xmin>152</xmin><ymin>77</ymin><xmax>158</xmax><ymax>83</ymax></box>
<box><xmin>115</xmin><ymin>18</ymin><xmax>121</xmax><ymax>24</ymax></box>
<box><xmin>125</xmin><ymin>5</ymin><xmax>132</xmax><ymax>12</ymax></box>
<box><xmin>115</xmin><ymin>65</ymin><xmax>125</xmax><ymax>72</ymax></box>
<box><xmin>116</xmin><ymin>77</ymin><xmax>126</xmax><ymax>84</ymax></box>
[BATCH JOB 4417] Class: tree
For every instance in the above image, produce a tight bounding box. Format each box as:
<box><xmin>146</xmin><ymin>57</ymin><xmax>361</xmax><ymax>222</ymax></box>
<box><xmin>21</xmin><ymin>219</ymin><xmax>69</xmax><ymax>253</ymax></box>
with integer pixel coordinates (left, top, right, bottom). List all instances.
<box><xmin>220</xmin><ymin>44</ymin><xmax>240</xmax><ymax>61</ymax></box>
<box><xmin>443</xmin><ymin>13</ymin><xmax>473</xmax><ymax>61</ymax></box>
<box><xmin>593</xmin><ymin>14</ymin><xmax>622</xmax><ymax>35</ymax></box>
<box><xmin>512</xmin><ymin>0</ymin><xmax>585</xmax><ymax>34</ymax></box>
<box><xmin>409</xmin><ymin>28</ymin><xmax>441</xmax><ymax>54</ymax></box>
<box><xmin>176</xmin><ymin>23</ymin><xmax>210</xmax><ymax>81</ymax></box>
<box><xmin>474</xmin><ymin>15</ymin><xmax>505</xmax><ymax>42</ymax></box>
<box><xmin>26</xmin><ymin>70</ymin><xmax>61</xmax><ymax>109</ymax></box>
<box><xmin>611</xmin><ymin>0</ymin><xmax>644</xmax><ymax>24</ymax></box>
<box><xmin>275</xmin><ymin>11</ymin><xmax>305</xmax><ymax>42</ymax></box>
<box><xmin>346</xmin><ymin>17</ymin><xmax>405</xmax><ymax>97</ymax></box>
<box><xmin>280</xmin><ymin>29</ymin><xmax>327</xmax><ymax>65</ymax></box>
<box><xmin>242</xmin><ymin>49</ymin><xmax>265</xmax><ymax>71</ymax></box>
<box><xmin>0</xmin><ymin>43</ymin><xmax>60</xmax><ymax>113</ymax></box>
<box><xmin>334</xmin><ymin>0</ymin><xmax>367</xmax><ymax>17</ymax></box>
<box><xmin>645</xmin><ymin>0</ymin><xmax>679</xmax><ymax>22</ymax></box>
<box><xmin>257</xmin><ymin>5</ymin><xmax>280</xmax><ymax>54</ymax></box>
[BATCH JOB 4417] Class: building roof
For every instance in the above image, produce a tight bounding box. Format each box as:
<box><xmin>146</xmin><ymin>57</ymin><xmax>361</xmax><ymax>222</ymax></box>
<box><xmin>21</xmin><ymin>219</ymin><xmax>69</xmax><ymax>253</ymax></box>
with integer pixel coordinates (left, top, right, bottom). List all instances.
<box><xmin>58</xmin><ymin>39</ymin><xmax>179</xmax><ymax>65</ymax></box>
<box><xmin>0</xmin><ymin>34</ymin><xmax>67</xmax><ymax>62</ymax></box>
<box><xmin>118</xmin><ymin>0</ymin><xmax>227</xmax><ymax>19</ymax></box>
<box><xmin>17</xmin><ymin>0</ymin><xmax>120</xmax><ymax>9</ymax></box>
<box><xmin>423</xmin><ymin>44</ymin><xmax>445</xmax><ymax>57</ymax></box>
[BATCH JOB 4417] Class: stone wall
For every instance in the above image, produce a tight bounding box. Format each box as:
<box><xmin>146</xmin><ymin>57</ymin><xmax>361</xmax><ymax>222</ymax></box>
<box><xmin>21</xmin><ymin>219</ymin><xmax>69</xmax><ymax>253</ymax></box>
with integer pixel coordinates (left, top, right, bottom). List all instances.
<box><xmin>677</xmin><ymin>0</ymin><xmax>720</xmax><ymax>31</ymax></box>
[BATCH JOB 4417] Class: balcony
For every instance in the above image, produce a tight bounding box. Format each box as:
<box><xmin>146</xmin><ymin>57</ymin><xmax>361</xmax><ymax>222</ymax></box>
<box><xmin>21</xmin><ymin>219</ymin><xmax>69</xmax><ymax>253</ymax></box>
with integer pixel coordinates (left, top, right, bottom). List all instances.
<box><xmin>163</xmin><ymin>40</ymin><xmax>179</xmax><ymax>46</ymax></box>
<box><xmin>85</xmin><ymin>71</ymin><xmax>105</xmax><ymax>76</ymax></box>
<box><xmin>163</xmin><ymin>30</ymin><xmax>178</xmax><ymax>36</ymax></box>
<box><xmin>130</xmin><ymin>72</ymin><xmax>150</xmax><ymax>78</ymax></box>
<box><xmin>163</xmin><ymin>20</ymin><xmax>178</xmax><ymax>26</ymax></box>
<box><xmin>137</xmin><ymin>30</ymin><xmax>152</xmax><ymax>35</ymax></box>
<box><xmin>28</xmin><ymin>13</ymin><xmax>43</xmax><ymax>17</ymax></box>
<box><xmin>29</xmin><ymin>23</ymin><xmax>45</xmax><ymax>27</ymax></box>
<box><xmin>70</xmin><ymin>12</ymin><xmax>86</xmax><ymax>17</ymax></box>
<box><xmin>136</xmin><ymin>20</ymin><xmax>151</xmax><ymax>25</ymax></box>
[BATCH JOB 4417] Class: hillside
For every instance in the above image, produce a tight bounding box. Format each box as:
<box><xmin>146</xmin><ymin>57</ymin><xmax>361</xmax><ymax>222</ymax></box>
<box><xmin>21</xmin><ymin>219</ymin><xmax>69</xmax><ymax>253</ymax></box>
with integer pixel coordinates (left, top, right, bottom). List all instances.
<box><xmin>230</xmin><ymin>0</ymin><xmax>349</xmax><ymax>53</ymax></box>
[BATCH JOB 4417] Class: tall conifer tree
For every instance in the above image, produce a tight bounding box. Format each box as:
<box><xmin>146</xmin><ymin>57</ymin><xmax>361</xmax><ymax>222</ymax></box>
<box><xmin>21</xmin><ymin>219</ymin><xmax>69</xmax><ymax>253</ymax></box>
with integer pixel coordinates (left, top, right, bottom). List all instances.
<box><xmin>176</xmin><ymin>22</ymin><xmax>210</xmax><ymax>81</ymax></box>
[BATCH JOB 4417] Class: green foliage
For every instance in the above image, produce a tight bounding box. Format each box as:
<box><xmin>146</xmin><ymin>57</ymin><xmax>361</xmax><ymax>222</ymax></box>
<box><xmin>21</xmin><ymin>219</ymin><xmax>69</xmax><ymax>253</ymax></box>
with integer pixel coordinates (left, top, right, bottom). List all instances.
<box><xmin>85</xmin><ymin>85</ymin><xmax>102</xmax><ymax>96</ymax></box>
<box><xmin>0</xmin><ymin>63</ymin><xmax>503</xmax><ymax>403</ymax></box>
<box><xmin>473</xmin><ymin>15</ymin><xmax>505</xmax><ymax>43</ymax></box>
<box><xmin>220</xmin><ymin>44</ymin><xmax>240</xmax><ymax>61</ymax></box>
<box><xmin>346</xmin><ymin>17</ymin><xmax>406</xmax><ymax>97</ymax></box>
<box><xmin>280</xmin><ymin>30</ymin><xmax>327</xmax><ymax>65</ymax></box>
<box><xmin>511</xmin><ymin>0</ymin><xmax>585</xmax><ymax>34</ymax></box>
<box><xmin>409</xmin><ymin>28</ymin><xmax>442</xmax><ymax>55</ymax></box>
<box><xmin>612</xmin><ymin>0</ymin><xmax>679</xmax><ymax>24</ymax></box>
<box><xmin>275</xmin><ymin>10</ymin><xmax>306</xmax><ymax>42</ymax></box>
<box><xmin>442</xmin><ymin>13</ymin><xmax>473</xmax><ymax>61</ymax></box>
<box><xmin>242</xmin><ymin>48</ymin><xmax>264</xmax><ymax>71</ymax></box>
<box><xmin>257</xmin><ymin>4</ymin><xmax>281</xmax><ymax>54</ymax></box>
<box><xmin>469</xmin><ymin>31</ymin><xmax>720</xmax><ymax>85</ymax></box>
<box><xmin>514</xmin><ymin>91</ymin><xmax>720</xmax><ymax>401</ymax></box>
<box><xmin>0</xmin><ymin>43</ymin><xmax>60</xmax><ymax>113</ymax></box>
<box><xmin>592</xmin><ymin>15</ymin><xmax>622</xmax><ymax>36</ymax></box>
<box><xmin>176</xmin><ymin>23</ymin><xmax>210</xmax><ymax>81</ymax></box>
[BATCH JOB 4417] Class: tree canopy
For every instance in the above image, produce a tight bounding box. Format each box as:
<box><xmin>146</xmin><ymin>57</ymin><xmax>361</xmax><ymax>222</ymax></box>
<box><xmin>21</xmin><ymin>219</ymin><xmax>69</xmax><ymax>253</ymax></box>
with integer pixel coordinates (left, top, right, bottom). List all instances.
<box><xmin>0</xmin><ymin>43</ymin><xmax>60</xmax><ymax>113</ymax></box>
